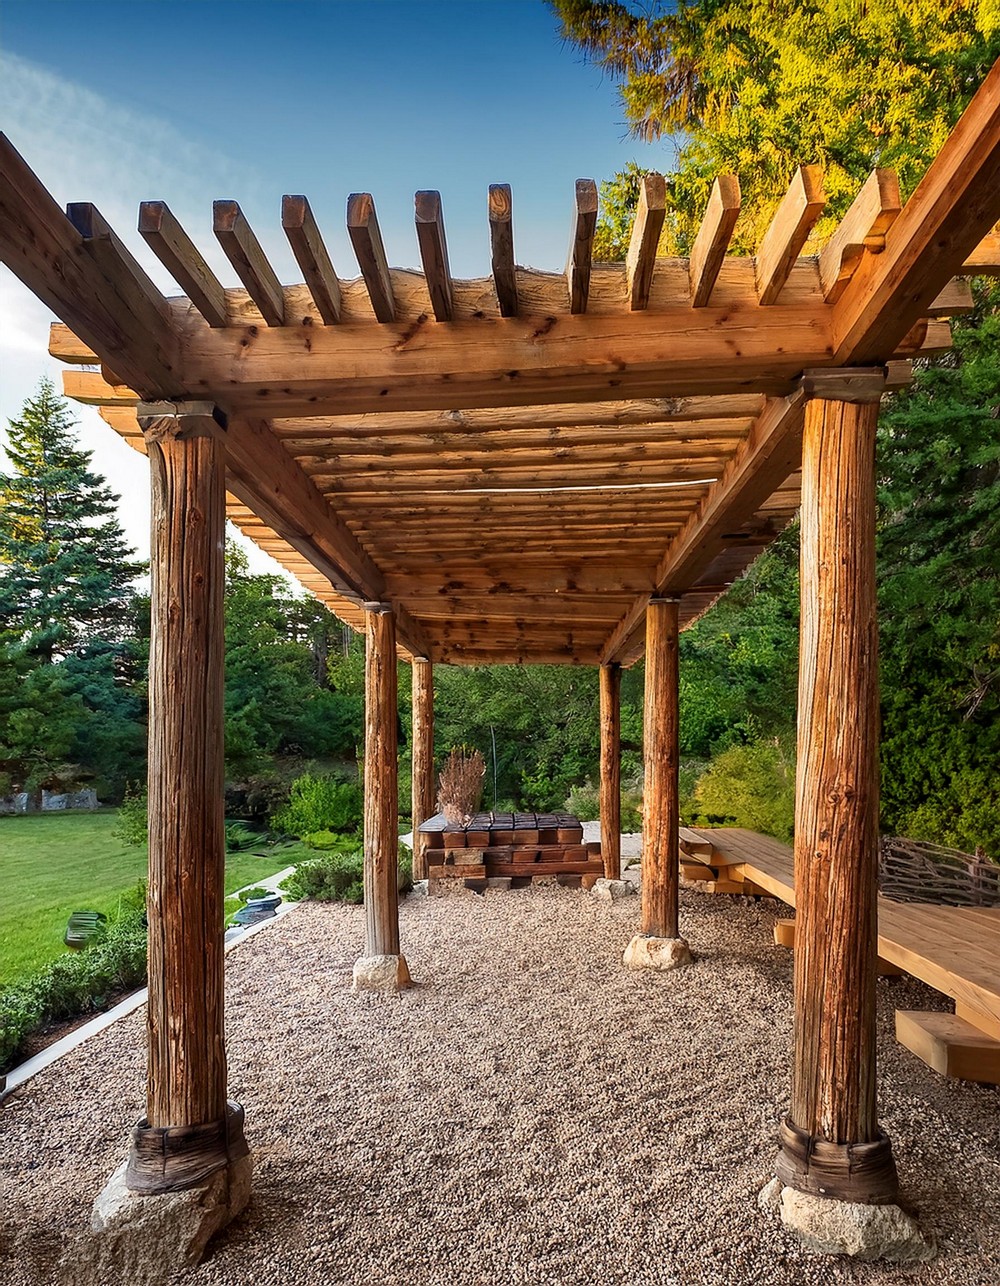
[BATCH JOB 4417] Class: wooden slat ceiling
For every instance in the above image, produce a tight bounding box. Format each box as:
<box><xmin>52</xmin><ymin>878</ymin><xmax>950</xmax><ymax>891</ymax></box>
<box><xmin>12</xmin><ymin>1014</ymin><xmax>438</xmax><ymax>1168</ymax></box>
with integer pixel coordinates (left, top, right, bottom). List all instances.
<box><xmin>3</xmin><ymin>65</ymin><xmax>999</xmax><ymax>667</ymax></box>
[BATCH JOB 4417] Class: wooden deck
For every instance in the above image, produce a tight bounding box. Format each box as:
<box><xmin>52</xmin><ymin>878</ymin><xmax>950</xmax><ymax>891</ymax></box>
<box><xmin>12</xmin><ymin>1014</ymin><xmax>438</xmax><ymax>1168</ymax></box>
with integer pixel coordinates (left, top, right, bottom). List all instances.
<box><xmin>680</xmin><ymin>828</ymin><xmax>1000</xmax><ymax>1078</ymax></box>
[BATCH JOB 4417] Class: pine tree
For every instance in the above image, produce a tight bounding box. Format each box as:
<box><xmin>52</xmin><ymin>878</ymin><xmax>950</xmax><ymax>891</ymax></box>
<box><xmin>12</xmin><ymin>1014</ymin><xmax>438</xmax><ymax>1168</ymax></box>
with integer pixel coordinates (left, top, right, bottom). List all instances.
<box><xmin>0</xmin><ymin>378</ymin><xmax>145</xmax><ymax>661</ymax></box>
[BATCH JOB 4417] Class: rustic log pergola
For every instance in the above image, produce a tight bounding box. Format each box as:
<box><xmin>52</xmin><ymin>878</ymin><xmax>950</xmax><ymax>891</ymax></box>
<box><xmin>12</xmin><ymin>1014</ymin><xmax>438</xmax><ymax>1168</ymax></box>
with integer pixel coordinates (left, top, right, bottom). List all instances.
<box><xmin>1</xmin><ymin>59</ymin><xmax>998</xmax><ymax>1257</ymax></box>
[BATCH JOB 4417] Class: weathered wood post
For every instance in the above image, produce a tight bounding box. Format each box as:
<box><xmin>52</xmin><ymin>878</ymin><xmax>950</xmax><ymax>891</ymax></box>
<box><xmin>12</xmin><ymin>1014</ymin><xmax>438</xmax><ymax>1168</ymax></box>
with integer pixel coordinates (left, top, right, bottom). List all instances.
<box><xmin>411</xmin><ymin>657</ymin><xmax>435</xmax><ymax>882</ymax></box>
<box><xmin>354</xmin><ymin>602</ymin><xmax>410</xmax><ymax>992</ymax></box>
<box><xmin>93</xmin><ymin>404</ymin><xmax>249</xmax><ymax>1262</ymax></box>
<box><xmin>624</xmin><ymin>597</ymin><xmax>691</xmax><ymax>970</ymax></box>
<box><xmin>599</xmin><ymin>663</ymin><xmax>622</xmax><ymax>879</ymax></box>
<box><xmin>770</xmin><ymin>369</ymin><xmax>929</xmax><ymax>1259</ymax></box>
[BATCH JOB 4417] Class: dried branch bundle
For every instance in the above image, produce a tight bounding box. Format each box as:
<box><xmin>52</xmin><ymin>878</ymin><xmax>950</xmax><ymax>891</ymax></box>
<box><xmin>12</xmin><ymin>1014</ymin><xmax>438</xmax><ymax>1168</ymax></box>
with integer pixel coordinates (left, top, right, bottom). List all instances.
<box><xmin>437</xmin><ymin>747</ymin><xmax>485</xmax><ymax>826</ymax></box>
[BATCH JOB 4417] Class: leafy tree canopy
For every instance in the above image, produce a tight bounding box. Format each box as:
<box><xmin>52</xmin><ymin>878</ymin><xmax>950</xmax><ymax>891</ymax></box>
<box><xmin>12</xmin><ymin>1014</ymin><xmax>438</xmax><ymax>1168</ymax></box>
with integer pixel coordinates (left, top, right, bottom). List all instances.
<box><xmin>552</xmin><ymin>0</ymin><xmax>1000</xmax><ymax>253</ymax></box>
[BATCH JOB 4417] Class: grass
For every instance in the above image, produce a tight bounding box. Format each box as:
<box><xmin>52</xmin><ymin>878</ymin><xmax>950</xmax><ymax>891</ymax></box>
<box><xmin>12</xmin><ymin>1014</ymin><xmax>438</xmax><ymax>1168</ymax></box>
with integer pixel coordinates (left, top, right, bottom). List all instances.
<box><xmin>0</xmin><ymin>811</ymin><xmax>300</xmax><ymax>987</ymax></box>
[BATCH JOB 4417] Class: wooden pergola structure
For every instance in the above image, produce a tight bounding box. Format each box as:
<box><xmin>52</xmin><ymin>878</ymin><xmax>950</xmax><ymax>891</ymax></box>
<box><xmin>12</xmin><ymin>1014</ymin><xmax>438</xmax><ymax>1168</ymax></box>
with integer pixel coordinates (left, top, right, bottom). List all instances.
<box><xmin>1</xmin><ymin>59</ymin><xmax>998</xmax><ymax>1258</ymax></box>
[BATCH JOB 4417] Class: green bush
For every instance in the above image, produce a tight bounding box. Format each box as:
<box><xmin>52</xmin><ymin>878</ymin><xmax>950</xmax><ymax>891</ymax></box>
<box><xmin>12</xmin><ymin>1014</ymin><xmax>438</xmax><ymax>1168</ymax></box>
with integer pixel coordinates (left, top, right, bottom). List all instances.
<box><xmin>237</xmin><ymin>886</ymin><xmax>271</xmax><ymax>903</ymax></box>
<box><xmin>564</xmin><ymin>779</ymin><xmax>600</xmax><ymax>821</ymax></box>
<box><xmin>112</xmin><ymin>782</ymin><xmax>148</xmax><ymax>847</ymax></box>
<box><xmin>283</xmin><ymin>842</ymin><xmax>412</xmax><ymax>904</ymax></box>
<box><xmin>688</xmin><ymin>738</ymin><xmax>795</xmax><ymax>842</ymax></box>
<box><xmin>284</xmin><ymin>850</ymin><xmax>365</xmax><ymax>904</ymax></box>
<box><xmin>301</xmin><ymin>829</ymin><xmax>360</xmax><ymax>852</ymax></box>
<box><xmin>0</xmin><ymin>884</ymin><xmax>148</xmax><ymax>1073</ymax></box>
<box><xmin>271</xmin><ymin>773</ymin><xmax>362</xmax><ymax>838</ymax></box>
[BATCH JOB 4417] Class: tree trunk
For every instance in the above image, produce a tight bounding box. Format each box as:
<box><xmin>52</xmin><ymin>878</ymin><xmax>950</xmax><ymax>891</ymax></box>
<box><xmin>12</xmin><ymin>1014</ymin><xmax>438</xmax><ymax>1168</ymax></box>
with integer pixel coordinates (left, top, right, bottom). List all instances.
<box><xmin>363</xmin><ymin>604</ymin><xmax>400</xmax><ymax>956</ymax></box>
<box><xmin>411</xmin><ymin>658</ymin><xmax>435</xmax><ymax>882</ymax></box>
<box><xmin>641</xmin><ymin>598</ymin><xmax>680</xmax><ymax>938</ymax></box>
<box><xmin>599</xmin><ymin>663</ymin><xmax>622</xmax><ymax>878</ymax></box>
<box><xmin>777</xmin><ymin>377</ymin><xmax>899</xmax><ymax>1205</ymax></box>
<box><xmin>144</xmin><ymin>423</ymin><xmax>227</xmax><ymax>1133</ymax></box>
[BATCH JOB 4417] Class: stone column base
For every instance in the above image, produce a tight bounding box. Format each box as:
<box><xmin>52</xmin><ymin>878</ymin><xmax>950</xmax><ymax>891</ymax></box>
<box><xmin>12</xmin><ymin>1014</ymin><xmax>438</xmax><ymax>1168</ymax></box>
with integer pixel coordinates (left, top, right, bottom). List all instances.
<box><xmin>592</xmin><ymin>878</ymin><xmax>635</xmax><ymax>903</ymax></box>
<box><xmin>352</xmin><ymin>953</ymin><xmax>412</xmax><ymax>993</ymax></box>
<box><xmin>758</xmin><ymin>1178</ymin><xmax>935</xmax><ymax>1262</ymax></box>
<box><xmin>622</xmin><ymin>933</ymin><xmax>692</xmax><ymax>971</ymax></box>
<box><xmin>63</xmin><ymin>1153</ymin><xmax>252</xmax><ymax>1284</ymax></box>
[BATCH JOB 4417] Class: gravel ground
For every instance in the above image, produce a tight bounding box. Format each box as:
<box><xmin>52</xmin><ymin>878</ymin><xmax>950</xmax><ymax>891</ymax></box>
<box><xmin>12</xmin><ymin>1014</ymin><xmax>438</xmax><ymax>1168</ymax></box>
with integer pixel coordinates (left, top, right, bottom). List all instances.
<box><xmin>1</xmin><ymin>883</ymin><xmax>999</xmax><ymax>1286</ymax></box>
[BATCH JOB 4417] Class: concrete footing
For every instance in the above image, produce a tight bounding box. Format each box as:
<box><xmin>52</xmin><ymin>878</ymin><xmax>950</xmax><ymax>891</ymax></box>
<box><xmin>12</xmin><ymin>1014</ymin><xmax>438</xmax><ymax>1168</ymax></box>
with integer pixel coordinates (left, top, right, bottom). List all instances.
<box><xmin>622</xmin><ymin>934</ymin><xmax>692</xmax><ymax>971</ymax></box>
<box><xmin>63</xmin><ymin>1153</ymin><xmax>252</xmax><ymax>1284</ymax></box>
<box><xmin>758</xmin><ymin>1178</ymin><xmax>935</xmax><ymax>1262</ymax></box>
<box><xmin>352</xmin><ymin>953</ymin><xmax>411</xmax><ymax>993</ymax></box>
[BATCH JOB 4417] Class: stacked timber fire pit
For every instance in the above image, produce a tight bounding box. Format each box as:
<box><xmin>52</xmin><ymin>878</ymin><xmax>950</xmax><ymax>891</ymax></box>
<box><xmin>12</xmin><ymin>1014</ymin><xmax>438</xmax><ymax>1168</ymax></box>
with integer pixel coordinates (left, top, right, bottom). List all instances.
<box><xmin>419</xmin><ymin>811</ymin><xmax>603</xmax><ymax>893</ymax></box>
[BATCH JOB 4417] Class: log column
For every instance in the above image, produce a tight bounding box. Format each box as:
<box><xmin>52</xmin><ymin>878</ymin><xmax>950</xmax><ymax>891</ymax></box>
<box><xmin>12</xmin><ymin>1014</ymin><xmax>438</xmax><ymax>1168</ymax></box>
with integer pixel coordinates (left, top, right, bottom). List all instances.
<box><xmin>599</xmin><ymin>663</ymin><xmax>622</xmax><ymax>879</ymax></box>
<box><xmin>775</xmin><ymin>368</ymin><xmax>903</xmax><ymax>1216</ymax></box>
<box><xmin>355</xmin><ymin>602</ymin><xmax>410</xmax><ymax>992</ymax></box>
<box><xmin>127</xmin><ymin>402</ymin><xmax>248</xmax><ymax>1196</ymax></box>
<box><xmin>411</xmin><ymin>657</ymin><xmax>435</xmax><ymax>882</ymax></box>
<box><xmin>623</xmin><ymin>597</ymin><xmax>691</xmax><ymax>970</ymax></box>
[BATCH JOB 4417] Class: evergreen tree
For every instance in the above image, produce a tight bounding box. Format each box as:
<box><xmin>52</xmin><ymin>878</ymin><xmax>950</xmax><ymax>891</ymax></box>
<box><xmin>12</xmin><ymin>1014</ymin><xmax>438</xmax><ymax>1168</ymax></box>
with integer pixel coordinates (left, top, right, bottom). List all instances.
<box><xmin>0</xmin><ymin>378</ymin><xmax>145</xmax><ymax>662</ymax></box>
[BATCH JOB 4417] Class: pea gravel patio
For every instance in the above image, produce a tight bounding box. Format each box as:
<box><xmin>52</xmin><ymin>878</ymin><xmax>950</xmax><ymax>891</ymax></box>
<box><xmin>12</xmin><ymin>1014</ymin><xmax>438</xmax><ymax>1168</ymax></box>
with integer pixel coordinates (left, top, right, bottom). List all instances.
<box><xmin>1</xmin><ymin>886</ymin><xmax>998</xmax><ymax>1286</ymax></box>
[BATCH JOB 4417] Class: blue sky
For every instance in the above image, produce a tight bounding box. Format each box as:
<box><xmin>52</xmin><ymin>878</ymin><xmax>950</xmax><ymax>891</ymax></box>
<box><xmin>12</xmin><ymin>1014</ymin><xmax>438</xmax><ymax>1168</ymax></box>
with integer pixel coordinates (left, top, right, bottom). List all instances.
<box><xmin>1</xmin><ymin>2</ymin><xmax>668</xmax><ymax>565</ymax></box>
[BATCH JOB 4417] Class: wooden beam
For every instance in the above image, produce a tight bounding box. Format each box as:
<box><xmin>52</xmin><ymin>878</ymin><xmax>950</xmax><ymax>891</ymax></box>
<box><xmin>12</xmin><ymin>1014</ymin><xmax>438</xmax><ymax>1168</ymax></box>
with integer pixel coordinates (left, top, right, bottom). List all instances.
<box><xmin>268</xmin><ymin>395</ymin><xmax>766</xmax><ymax>434</ymax></box>
<box><xmin>489</xmin><ymin>183</ymin><xmax>518</xmax><ymax>317</ymax></box>
<box><xmin>832</xmin><ymin>61</ymin><xmax>1000</xmax><ymax>363</ymax></box>
<box><xmin>689</xmin><ymin>175</ymin><xmax>741</xmax><ymax>307</ymax></box>
<box><xmin>599</xmin><ymin>663</ymin><xmax>622</xmax><ymax>879</ymax></box>
<box><xmin>626</xmin><ymin>172</ymin><xmax>666</xmax><ymax>310</ymax></box>
<box><xmin>174</xmin><ymin>300</ymin><xmax>833</xmax><ymax>418</ymax></box>
<box><xmin>347</xmin><ymin>192</ymin><xmax>395</xmax><ymax>323</ymax></box>
<box><xmin>818</xmin><ymin>170</ymin><xmax>901</xmax><ymax>303</ymax></box>
<box><xmin>281</xmin><ymin>195</ymin><xmax>341</xmax><ymax>325</ymax></box>
<box><xmin>213</xmin><ymin>200</ymin><xmax>285</xmax><ymax>327</ymax></box>
<box><xmin>411</xmin><ymin>657</ymin><xmax>435</xmax><ymax>882</ymax></box>
<box><xmin>138</xmin><ymin>200</ymin><xmax>229</xmax><ymax>328</ymax></box>
<box><xmin>384</xmin><ymin>567</ymin><xmax>656</xmax><ymax>596</ymax></box>
<box><xmin>601</xmin><ymin>392</ymin><xmax>806</xmax><ymax>664</ymax></box>
<box><xmin>756</xmin><ymin>165</ymin><xmax>826</xmax><ymax>305</ymax></box>
<box><xmin>567</xmin><ymin>179</ymin><xmax>598</xmax><ymax>314</ymax></box>
<box><xmin>776</xmin><ymin>374</ymin><xmax>899</xmax><ymax>1206</ymax></box>
<box><xmin>219</xmin><ymin>415</ymin><xmax>386</xmax><ymax>605</ymax></box>
<box><xmin>963</xmin><ymin>230</ymin><xmax>1000</xmax><ymax>273</ymax></box>
<box><xmin>926</xmin><ymin>279</ymin><xmax>975</xmax><ymax>316</ymax></box>
<box><xmin>0</xmin><ymin>136</ymin><xmax>181</xmax><ymax>395</ymax></box>
<box><xmin>414</xmin><ymin>190</ymin><xmax>453</xmax><ymax>322</ymax></box>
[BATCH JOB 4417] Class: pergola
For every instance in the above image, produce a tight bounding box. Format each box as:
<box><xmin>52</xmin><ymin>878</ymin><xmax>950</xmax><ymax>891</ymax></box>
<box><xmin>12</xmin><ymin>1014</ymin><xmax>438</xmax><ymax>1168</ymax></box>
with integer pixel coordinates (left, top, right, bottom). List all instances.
<box><xmin>1</xmin><ymin>59</ymin><xmax>998</xmax><ymax>1266</ymax></box>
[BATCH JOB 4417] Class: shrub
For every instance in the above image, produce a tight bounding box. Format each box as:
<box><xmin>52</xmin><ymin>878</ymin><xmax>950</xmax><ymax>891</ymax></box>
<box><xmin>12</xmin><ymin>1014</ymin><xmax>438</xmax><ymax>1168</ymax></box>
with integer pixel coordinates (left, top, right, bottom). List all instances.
<box><xmin>689</xmin><ymin>738</ymin><xmax>795</xmax><ymax>842</ymax></box>
<box><xmin>112</xmin><ymin>782</ymin><xmax>148</xmax><ymax>847</ymax></box>
<box><xmin>237</xmin><ymin>886</ymin><xmax>271</xmax><ymax>903</ymax></box>
<box><xmin>271</xmin><ymin>773</ymin><xmax>362</xmax><ymax>838</ymax></box>
<box><xmin>437</xmin><ymin>747</ymin><xmax>485</xmax><ymax>824</ymax></box>
<box><xmin>564</xmin><ymin>779</ymin><xmax>600</xmax><ymax>822</ymax></box>
<box><xmin>0</xmin><ymin>884</ymin><xmax>148</xmax><ymax>1073</ymax></box>
<box><xmin>302</xmin><ymin>829</ymin><xmax>360</xmax><ymax>852</ymax></box>
<box><xmin>284</xmin><ymin>850</ymin><xmax>365</xmax><ymax>903</ymax></box>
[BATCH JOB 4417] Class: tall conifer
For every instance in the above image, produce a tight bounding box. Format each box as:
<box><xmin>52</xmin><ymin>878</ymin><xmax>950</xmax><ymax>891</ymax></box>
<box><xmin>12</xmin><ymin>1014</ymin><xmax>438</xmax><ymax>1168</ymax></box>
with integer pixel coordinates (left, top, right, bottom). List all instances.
<box><xmin>0</xmin><ymin>378</ymin><xmax>145</xmax><ymax>661</ymax></box>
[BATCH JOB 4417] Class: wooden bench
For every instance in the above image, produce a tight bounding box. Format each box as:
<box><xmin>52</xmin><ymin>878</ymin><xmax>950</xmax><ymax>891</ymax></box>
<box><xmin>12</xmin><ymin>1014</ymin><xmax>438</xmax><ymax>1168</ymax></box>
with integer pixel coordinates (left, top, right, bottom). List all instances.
<box><xmin>678</xmin><ymin>827</ymin><xmax>1000</xmax><ymax>1084</ymax></box>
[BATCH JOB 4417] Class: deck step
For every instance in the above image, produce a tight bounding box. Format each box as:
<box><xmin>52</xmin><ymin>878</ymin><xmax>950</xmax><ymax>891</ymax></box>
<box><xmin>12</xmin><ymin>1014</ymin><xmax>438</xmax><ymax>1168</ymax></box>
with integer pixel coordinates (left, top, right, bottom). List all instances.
<box><xmin>895</xmin><ymin>1009</ymin><xmax>1000</xmax><ymax>1084</ymax></box>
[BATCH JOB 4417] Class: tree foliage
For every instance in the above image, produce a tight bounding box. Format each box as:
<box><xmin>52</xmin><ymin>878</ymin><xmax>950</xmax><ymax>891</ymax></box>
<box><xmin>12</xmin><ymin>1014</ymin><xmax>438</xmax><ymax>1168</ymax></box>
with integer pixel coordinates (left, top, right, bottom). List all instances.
<box><xmin>552</xmin><ymin>0</ymin><xmax>1000</xmax><ymax>252</ymax></box>
<box><xmin>0</xmin><ymin>378</ymin><xmax>144</xmax><ymax>661</ymax></box>
<box><xmin>0</xmin><ymin>383</ymin><xmax>147</xmax><ymax>798</ymax></box>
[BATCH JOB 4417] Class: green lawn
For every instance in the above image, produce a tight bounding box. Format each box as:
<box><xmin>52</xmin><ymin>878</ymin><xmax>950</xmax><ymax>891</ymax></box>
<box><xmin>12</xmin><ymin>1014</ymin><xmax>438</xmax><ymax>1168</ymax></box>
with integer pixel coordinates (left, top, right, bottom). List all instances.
<box><xmin>0</xmin><ymin>811</ymin><xmax>299</xmax><ymax>987</ymax></box>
